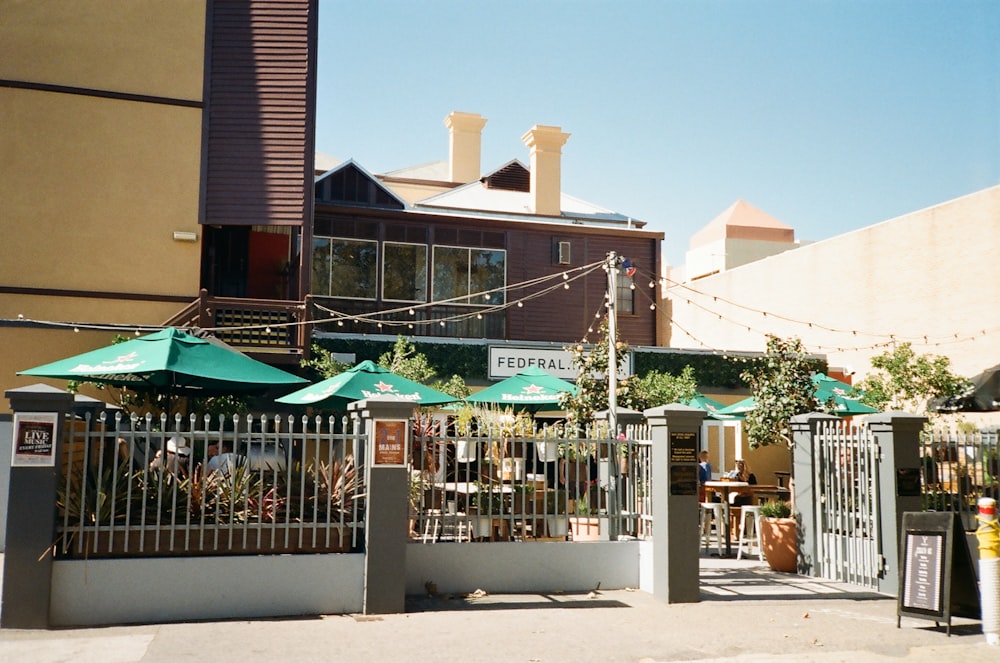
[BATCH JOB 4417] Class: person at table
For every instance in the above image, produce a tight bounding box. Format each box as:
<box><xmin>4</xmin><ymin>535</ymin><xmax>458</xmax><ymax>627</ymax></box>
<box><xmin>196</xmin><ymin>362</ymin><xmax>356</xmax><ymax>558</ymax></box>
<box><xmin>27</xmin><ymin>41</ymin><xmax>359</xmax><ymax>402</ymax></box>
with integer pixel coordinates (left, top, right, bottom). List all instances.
<box><xmin>698</xmin><ymin>450</ymin><xmax>712</xmax><ymax>502</ymax></box>
<box><xmin>726</xmin><ymin>459</ymin><xmax>757</xmax><ymax>506</ymax></box>
<box><xmin>149</xmin><ymin>435</ymin><xmax>191</xmax><ymax>477</ymax></box>
<box><xmin>206</xmin><ymin>440</ymin><xmax>241</xmax><ymax>476</ymax></box>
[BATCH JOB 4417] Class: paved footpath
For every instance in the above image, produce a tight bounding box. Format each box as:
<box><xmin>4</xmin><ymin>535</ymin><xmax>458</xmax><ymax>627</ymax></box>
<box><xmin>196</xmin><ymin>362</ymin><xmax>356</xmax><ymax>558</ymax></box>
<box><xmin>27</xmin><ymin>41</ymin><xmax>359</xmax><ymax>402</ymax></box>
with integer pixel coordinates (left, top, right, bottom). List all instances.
<box><xmin>0</xmin><ymin>555</ymin><xmax>993</xmax><ymax>662</ymax></box>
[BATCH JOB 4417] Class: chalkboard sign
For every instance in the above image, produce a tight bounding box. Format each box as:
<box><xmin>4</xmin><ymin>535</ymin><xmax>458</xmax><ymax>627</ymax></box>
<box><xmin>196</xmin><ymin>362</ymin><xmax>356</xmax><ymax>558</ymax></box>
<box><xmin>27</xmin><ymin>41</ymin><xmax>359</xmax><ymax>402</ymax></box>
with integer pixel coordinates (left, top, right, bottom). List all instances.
<box><xmin>897</xmin><ymin>512</ymin><xmax>980</xmax><ymax>635</ymax></box>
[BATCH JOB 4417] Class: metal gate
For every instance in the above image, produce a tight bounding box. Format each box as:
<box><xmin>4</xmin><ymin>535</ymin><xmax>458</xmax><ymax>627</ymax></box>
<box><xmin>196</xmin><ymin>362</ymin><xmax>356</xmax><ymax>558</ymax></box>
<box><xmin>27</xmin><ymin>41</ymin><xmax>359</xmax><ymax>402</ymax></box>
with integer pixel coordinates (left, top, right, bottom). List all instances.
<box><xmin>813</xmin><ymin>419</ymin><xmax>883</xmax><ymax>589</ymax></box>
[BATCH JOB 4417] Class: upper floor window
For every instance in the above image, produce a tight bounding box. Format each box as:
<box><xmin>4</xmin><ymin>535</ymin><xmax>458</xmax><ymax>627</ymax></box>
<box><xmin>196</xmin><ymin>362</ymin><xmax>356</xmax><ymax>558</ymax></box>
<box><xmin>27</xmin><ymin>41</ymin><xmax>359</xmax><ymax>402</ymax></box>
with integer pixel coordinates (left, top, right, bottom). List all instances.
<box><xmin>432</xmin><ymin>246</ymin><xmax>506</xmax><ymax>305</ymax></box>
<box><xmin>313</xmin><ymin>237</ymin><xmax>378</xmax><ymax>299</ymax></box>
<box><xmin>616</xmin><ymin>273</ymin><xmax>635</xmax><ymax>315</ymax></box>
<box><xmin>383</xmin><ymin>241</ymin><xmax>427</xmax><ymax>302</ymax></box>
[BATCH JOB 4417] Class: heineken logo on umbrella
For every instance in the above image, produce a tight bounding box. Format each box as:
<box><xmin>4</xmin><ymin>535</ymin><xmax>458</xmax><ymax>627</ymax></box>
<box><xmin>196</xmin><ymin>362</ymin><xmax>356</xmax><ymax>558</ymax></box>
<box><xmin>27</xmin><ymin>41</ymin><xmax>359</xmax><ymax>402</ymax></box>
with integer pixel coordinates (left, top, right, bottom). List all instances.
<box><xmin>69</xmin><ymin>351</ymin><xmax>145</xmax><ymax>373</ymax></box>
<box><xmin>500</xmin><ymin>382</ymin><xmax>552</xmax><ymax>402</ymax></box>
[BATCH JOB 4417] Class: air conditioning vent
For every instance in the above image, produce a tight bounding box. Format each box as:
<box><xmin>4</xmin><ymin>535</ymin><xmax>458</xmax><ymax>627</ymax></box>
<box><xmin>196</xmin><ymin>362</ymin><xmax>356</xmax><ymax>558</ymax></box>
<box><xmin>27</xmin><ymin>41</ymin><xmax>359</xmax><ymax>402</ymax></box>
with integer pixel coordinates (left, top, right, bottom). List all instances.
<box><xmin>557</xmin><ymin>241</ymin><xmax>571</xmax><ymax>265</ymax></box>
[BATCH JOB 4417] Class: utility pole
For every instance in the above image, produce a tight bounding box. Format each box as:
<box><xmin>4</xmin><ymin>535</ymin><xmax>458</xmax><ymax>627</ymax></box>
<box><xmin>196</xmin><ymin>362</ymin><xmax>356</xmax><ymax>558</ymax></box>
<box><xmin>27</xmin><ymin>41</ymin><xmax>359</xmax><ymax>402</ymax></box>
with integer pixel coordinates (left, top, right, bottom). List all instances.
<box><xmin>606</xmin><ymin>251</ymin><xmax>618</xmax><ymax>437</ymax></box>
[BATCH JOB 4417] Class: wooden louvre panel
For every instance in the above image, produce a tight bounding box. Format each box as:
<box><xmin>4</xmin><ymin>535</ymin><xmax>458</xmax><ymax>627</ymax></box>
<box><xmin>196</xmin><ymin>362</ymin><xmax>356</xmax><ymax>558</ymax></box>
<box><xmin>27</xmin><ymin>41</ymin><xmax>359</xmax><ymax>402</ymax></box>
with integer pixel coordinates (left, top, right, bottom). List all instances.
<box><xmin>203</xmin><ymin>0</ymin><xmax>317</xmax><ymax>227</ymax></box>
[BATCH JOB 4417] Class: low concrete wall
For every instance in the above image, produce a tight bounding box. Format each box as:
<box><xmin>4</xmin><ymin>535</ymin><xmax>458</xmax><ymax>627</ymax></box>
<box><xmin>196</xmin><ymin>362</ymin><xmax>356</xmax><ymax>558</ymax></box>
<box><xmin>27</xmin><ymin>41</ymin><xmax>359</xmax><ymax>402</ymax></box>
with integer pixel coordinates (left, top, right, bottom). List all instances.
<box><xmin>50</xmin><ymin>553</ymin><xmax>365</xmax><ymax>627</ymax></box>
<box><xmin>405</xmin><ymin>541</ymin><xmax>641</xmax><ymax>595</ymax></box>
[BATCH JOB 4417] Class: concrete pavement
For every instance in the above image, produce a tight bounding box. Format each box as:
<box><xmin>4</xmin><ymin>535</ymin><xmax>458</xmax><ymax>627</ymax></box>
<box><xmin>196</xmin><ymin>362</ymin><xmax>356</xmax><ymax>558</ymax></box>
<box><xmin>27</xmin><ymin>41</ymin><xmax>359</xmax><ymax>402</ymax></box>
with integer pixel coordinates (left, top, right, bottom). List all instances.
<box><xmin>0</xmin><ymin>554</ymin><xmax>992</xmax><ymax>662</ymax></box>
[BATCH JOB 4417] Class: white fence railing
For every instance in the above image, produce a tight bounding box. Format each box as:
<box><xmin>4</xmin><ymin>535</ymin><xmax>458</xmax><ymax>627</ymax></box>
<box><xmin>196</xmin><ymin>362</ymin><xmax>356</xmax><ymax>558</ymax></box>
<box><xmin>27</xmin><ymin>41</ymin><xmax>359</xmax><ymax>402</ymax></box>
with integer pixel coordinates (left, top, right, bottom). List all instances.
<box><xmin>409</xmin><ymin>419</ymin><xmax>652</xmax><ymax>543</ymax></box>
<box><xmin>55</xmin><ymin>412</ymin><xmax>366</xmax><ymax>558</ymax></box>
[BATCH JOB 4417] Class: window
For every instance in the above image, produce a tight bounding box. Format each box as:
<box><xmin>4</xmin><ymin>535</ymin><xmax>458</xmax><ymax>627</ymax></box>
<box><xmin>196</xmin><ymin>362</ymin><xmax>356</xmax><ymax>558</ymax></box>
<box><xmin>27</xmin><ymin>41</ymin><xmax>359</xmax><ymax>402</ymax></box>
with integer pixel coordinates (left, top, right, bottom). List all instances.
<box><xmin>616</xmin><ymin>273</ymin><xmax>635</xmax><ymax>315</ymax></box>
<box><xmin>382</xmin><ymin>242</ymin><xmax>427</xmax><ymax>302</ymax></box>
<box><xmin>432</xmin><ymin>246</ymin><xmax>506</xmax><ymax>305</ymax></box>
<box><xmin>313</xmin><ymin>238</ymin><xmax>377</xmax><ymax>299</ymax></box>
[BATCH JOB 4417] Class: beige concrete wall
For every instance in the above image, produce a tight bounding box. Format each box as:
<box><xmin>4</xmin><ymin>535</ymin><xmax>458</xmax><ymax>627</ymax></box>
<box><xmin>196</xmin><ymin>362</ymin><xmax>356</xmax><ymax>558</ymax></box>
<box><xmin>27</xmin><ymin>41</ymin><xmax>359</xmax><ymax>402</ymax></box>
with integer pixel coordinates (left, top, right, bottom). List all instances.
<box><xmin>1</xmin><ymin>88</ymin><xmax>203</xmax><ymax>295</ymax></box>
<box><xmin>0</xmin><ymin>0</ymin><xmax>206</xmax><ymax>100</ymax></box>
<box><xmin>667</xmin><ymin>185</ymin><xmax>1000</xmax><ymax>382</ymax></box>
<box><xmin>1</xmin><ymin>1</ymin><xmax>208</xmax><ymax>414</ymax></box>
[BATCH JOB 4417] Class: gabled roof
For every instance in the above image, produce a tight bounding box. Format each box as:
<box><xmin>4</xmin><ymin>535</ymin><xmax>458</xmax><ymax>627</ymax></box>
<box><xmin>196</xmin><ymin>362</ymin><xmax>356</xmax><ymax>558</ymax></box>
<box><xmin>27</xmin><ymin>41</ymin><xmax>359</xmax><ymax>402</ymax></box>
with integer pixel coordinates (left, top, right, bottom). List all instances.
<box><xmin>314</xmin><ymin>159</ymin><xmax>407</xmax><ymax>210</ymax></box>
<box><xmin>411</xmin><ymin>160</ymin><xmax>644</xmax><ymax>227</ymax></box>
<box><xmin>382</xmin><ymin>160</ymin><xmax>449</xmax><ymax>181</ymax></box>
<box><xmin>690</xmin><ymin>199</ymin><xmax>794</xmax><ymax>247</ymax></box>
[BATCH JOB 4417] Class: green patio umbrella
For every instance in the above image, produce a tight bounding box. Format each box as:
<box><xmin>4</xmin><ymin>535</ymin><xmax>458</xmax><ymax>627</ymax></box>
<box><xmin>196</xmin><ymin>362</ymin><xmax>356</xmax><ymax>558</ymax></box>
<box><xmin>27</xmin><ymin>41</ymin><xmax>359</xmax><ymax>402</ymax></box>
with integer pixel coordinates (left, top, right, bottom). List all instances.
<box><xmin>714</xmin><ymin>396</ymin><xmax>756</xmax><ymax>419</ymax></box>
<box><xmin>276</xmin><ymin>360</ymin><xmax>458</xmax><ymax>410</ymax></box>
<box><xmin>812</xmin><ymin>373</ymin><xmax>879</xmax><ymax>416</ymax></box>
<box><xmin>714</xmin><ymin>374</ymin><xmax>879</xmax><ymax>419</ymax></box>
<box><xmin>682</xmin><ymin>393</ymin><xmax>740</xmax><ymax>420</ymax></box>
<box><xmin>464</xmin><ymin>367</ymin><xmax>577</xmax><ymax>412</ymax></box>
<box><xmin>19</xmin><ymin>327</ymin><xmax>306</xmax><ymax>396</ymax></box>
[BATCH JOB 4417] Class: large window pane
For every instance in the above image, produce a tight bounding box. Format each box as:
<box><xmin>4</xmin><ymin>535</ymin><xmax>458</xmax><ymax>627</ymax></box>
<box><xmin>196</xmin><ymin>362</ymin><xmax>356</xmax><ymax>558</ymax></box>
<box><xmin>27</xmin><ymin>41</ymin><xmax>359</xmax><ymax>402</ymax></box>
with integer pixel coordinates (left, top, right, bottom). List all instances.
<box><xmin>311</xmin><ymin>237</ymin><xmax>331</xmax><ymax>297</ymax></box>
<box><xmin>330</xmin><ymin>238</ymin><xmax>377</xmax><ymax>299</ymax></box>
<box><xmin>432</xmin><ymin>246</ymin><xmax>470</xmax><ymax>302</ymax></box>
<box><xmin>470</xmin><ymin>249</ymin><xmax>506</xmax><ymax>304</ymax></box>
<box><xmin>383</xmin><ymin>242</ymin><xmax>427</xmax><ymax>301</ymax></box>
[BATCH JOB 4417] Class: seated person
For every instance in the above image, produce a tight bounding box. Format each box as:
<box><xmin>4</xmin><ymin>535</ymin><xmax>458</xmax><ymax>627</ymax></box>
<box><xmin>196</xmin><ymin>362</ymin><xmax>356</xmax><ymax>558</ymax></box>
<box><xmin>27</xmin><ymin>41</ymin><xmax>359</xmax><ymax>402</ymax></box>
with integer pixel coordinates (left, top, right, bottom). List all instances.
<box><xmin>149</xmin><ymin>435</ymin><xmax>191</xmax><ymax>477</ymax></box>
<box><xmin>698</xmin><ymin>450</ymin><xmax>712</xmax><ymax>502</ymax></box>
<box><xmin>205</xmin><ymin>440</ymin><xmax>240</xmax><ymax>476</ymax></box>
<box><xmin>727</xmin><ymin>459</ymin><xmax>757</xmax><ymax>506</ymax></box>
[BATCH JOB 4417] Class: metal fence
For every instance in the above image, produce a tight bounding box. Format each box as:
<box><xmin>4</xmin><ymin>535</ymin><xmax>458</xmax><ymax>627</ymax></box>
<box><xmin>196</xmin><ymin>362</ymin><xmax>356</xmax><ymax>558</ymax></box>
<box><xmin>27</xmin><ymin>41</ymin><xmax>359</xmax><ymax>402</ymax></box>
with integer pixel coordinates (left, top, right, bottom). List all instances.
<box><xmin>920</xmin><ymin>425</ymin><xmax>1000</xmax><ymax>530</ymax></box>
<box><xmin>55</xmin><ymin>411</ymin><xmax>366</xmax><ymax>558</ymax></box>
<box><xmin>409</xmin><ymin>416</ymin><xmax>652</xmax><ymax>543</ymax></box>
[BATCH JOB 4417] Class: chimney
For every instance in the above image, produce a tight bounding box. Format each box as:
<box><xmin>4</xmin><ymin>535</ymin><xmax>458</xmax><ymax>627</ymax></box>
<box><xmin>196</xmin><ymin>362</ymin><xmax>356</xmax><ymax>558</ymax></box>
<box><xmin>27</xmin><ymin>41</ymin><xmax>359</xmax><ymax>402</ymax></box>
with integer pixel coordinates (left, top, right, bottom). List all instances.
<box><xmin>444</xmin><ymin>111</ymin><xmax>487</xmax><ymax>183</ymax></box>
<box><xmin>521</xmin><ymin>125</ymin><xmax>570</xmax><ymax>216</ymax></box>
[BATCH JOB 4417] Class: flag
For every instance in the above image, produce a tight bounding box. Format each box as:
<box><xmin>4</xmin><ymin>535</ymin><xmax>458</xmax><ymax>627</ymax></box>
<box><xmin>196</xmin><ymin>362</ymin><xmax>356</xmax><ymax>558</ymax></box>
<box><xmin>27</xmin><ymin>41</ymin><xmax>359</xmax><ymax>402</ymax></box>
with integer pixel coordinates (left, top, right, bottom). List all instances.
<box><xmin>621</xmin><ymin>257</ymin><xmax>636</xmax><ymax>278</ymax></box>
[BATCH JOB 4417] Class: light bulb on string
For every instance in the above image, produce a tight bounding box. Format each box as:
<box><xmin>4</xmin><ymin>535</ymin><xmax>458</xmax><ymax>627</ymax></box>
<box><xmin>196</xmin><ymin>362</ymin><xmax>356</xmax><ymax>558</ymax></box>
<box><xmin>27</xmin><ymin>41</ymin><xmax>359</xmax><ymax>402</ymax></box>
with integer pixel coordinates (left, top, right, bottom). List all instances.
<box><xmin>563</xmin><ymin>283</ymin><xmax>569</xmax><ymax>290</ymax></box>
<box><xmin>409</xmin><ymin>308</ymin><xmax>415</xmax><ymax>315</ymax></box>
<box><xmin>516</xmin><ymin>301</ymin><xmax>523</xmax><ymax>308</ymax></box>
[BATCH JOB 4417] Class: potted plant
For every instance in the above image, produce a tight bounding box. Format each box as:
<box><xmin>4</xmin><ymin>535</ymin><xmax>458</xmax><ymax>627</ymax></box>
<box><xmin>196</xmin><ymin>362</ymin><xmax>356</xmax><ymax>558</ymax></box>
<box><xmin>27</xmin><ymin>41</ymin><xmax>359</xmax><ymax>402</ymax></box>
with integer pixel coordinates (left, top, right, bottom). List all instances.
<box><xmin>543</xmin><ymin>489</ymin><xmax>569</xmax><ymax>538</ymax></box>
<box><xmin>758</xmin><ymin>500</ymin><xmax>798</xmax><ymax>572</ymax></box>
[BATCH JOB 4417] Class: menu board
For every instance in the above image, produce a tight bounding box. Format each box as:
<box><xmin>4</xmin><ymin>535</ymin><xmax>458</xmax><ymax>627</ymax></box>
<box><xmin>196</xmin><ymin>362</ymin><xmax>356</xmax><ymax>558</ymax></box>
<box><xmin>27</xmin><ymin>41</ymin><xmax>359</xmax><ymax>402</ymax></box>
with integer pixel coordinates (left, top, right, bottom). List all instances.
<box><xmin>897</xmin><ymin>512</ymin><xmax>980</xmax><ymax>634</ymax></box>
<box><xmin>901</xmin><ymin>531</ymin><xmax>943</xmax><ymax>613</ymax></box>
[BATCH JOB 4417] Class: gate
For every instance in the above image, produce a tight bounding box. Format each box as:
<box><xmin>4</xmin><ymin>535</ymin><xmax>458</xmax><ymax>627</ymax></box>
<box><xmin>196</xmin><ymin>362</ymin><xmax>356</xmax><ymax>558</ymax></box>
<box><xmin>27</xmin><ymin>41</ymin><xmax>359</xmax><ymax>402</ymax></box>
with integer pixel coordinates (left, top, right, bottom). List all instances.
<box><xmin>813</xmin><ymin>419</ymin><xmax>883</xmax><ymax>589</ymax></box>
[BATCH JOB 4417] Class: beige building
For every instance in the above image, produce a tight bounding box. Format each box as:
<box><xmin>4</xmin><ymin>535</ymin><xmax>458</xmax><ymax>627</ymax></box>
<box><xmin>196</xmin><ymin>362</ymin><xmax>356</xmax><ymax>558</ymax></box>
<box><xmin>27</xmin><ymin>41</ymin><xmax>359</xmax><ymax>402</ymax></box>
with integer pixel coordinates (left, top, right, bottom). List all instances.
<box><xmin>667</xmin><ymin>184</ymin><xmax>1000</xmax><ymax>407</ymax></box>
<box><xmin>683</xmin><ymin>199</ymin><xmax>800</xmax><ymax>281</ymax></box>
<box><xmin>1</xmin><ymin>1</ymin><xmax>317</xmax><ymax>415</ymax></box>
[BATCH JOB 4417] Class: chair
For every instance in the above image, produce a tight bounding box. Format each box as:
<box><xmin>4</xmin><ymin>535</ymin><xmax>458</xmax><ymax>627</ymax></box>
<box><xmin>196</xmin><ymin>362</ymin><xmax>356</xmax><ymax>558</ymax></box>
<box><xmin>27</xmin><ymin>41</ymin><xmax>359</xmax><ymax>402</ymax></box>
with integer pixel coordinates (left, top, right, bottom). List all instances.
<box><xmin>736</xmin><ymin>504</ymin><xmax>763</xmax><ymax>561</ymax></box>
<box><xmin>700</xmin><ymin>502</ymin><xmax>724</xmax><ymax>556</ymax></box>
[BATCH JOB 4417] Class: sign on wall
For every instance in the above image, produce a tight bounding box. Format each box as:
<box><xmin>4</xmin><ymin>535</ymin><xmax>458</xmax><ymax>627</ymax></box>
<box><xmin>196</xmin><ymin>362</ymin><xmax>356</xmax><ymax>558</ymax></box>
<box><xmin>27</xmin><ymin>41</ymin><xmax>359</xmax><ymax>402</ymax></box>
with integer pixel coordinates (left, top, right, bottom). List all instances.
<box><xmin>372</xmin><ymin>420</ymin><xmax>408</xmax><ymax>467</ymax></box>
<box><xmin>11</xmin><ymin>412</ymin><xmax>58</xmax><ymax>467</ymax></box>
<box><xmin>489</xmin><ymin>346</ymin><xmax>632</xmax><ymax>380</ymax></box>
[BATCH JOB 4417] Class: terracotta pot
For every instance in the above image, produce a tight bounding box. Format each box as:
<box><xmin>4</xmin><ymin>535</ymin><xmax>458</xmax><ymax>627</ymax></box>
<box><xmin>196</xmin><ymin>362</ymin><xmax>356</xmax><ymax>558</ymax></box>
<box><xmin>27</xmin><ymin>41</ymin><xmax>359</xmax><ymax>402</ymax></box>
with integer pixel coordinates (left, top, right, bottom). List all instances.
<box><xmin>759</xmin><ymin>517</ymin><xmax>798</xmax><ymax>572</ymax></box>
<box><xmin>569</xmin><ymin>516</ymin><xmax>605</xmax><ymax>541</ymax></box>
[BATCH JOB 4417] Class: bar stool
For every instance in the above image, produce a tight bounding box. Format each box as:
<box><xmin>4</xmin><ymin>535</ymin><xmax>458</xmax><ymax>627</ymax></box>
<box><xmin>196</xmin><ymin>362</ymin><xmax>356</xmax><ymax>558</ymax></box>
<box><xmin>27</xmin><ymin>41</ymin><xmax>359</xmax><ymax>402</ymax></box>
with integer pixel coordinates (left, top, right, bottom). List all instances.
<box><xmin>700</xmin><ymin>502</ymin><xmax>724</xmax><ymax>556</ymax></box>
<box><xmin>736</xmin><ymin>504</ymin><xmax>763</xmax><ymax>561</ymax></box>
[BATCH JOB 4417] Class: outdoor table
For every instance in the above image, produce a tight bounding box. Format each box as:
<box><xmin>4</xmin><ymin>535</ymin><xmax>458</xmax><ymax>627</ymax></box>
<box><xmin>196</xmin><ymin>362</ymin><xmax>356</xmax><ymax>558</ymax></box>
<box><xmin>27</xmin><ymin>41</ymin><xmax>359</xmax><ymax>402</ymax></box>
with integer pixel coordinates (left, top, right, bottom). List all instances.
<box><xmin>749</xmin><ymin>484</ymin><xmax>790</xmax><ymax>504</ymax></box>
<box><xmin>704</xmin><ymin>481</ymin><xmax>748</xmax><ymax>557</ymax></box>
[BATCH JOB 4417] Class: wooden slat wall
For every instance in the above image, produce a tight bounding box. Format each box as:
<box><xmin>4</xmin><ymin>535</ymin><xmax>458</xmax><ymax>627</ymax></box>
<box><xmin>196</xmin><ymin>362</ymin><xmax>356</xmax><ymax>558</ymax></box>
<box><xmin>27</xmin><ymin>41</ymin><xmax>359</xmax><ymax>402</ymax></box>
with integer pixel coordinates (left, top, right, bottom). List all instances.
<box><xmin>506</xmin><ymin>230</ymin><xmax>659</xmax><ymax>346</ymax></box>
<box><xmin>203</xmin><ymin>0</ymin><xmax>316</xmax><ymax>226</ymax></box>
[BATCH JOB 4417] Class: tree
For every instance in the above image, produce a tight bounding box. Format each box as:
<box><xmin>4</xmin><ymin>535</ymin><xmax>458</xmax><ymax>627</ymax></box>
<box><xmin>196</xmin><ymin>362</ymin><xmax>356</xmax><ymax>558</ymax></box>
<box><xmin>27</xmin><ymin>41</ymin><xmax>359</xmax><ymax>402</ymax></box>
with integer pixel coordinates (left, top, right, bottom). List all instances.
<box><xmin>559</xmin><ymin>317</ymin><xmax>629</xmax><ymax>426</ymax></box>
<box><xmin>854</xmin><ymin>342</ymin><xmax>971</xmax><ymax>415</ymax></box>
<box><xmin>620</xmin><ymin>365</ymin><xmax>699</xmax><ymax>412</ymax></box>
<box><xmin>303</xmin><ymin>336</ymin><xmax>469</xmax><ymax>398</ymax></box>
<box><xmin>741</xmin><ymin>335</ymin><xmax>816</xmax><ymax>448</ymax></box>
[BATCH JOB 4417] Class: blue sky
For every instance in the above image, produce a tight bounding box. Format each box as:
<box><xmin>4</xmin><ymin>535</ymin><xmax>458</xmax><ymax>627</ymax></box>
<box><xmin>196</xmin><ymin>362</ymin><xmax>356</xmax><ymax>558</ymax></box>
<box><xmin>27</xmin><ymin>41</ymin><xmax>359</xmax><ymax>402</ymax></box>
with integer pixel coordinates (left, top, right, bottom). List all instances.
<box><xmin>315</xmin><ymin>0</ymin><xmax>999</xmax><ymax>268</ymax></box>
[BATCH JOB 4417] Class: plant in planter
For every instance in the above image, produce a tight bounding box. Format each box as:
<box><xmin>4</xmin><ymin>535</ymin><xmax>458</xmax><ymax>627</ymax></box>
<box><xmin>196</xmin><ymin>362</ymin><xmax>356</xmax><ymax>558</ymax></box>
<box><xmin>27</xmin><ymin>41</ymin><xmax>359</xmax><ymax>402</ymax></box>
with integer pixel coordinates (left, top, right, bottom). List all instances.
<box><xmin>543</xmin><ymin>489</ymin><xmax>569</xmax><ymax>538</ymax></box>
<box><xmin>758</xmin><ymin>500</ymin><xmax>798</xmax><ymax>572</ymax></box>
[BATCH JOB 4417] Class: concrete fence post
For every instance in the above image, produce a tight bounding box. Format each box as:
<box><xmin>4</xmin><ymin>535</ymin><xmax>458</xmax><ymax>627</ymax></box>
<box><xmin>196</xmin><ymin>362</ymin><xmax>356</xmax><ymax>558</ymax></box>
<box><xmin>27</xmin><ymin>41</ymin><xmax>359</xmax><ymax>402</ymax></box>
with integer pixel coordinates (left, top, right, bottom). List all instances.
<box><xmin>643</xmin><ymin>403</ymin><xmax>706</xmax><ymax>603</ymax></box>
<box><xmin>2</xmin><ymin>384</ymin><xmax>75</xmax><ymax>629</ymax></box>
<box><xmin>349</xmin><ymin>397</ymin><xmax>417</xmax><ymax>614</ymax></box>
<box><xmin>867</xmin><ymin>411</ymin><xmax>927</xmax><ymax>596</ymax></box>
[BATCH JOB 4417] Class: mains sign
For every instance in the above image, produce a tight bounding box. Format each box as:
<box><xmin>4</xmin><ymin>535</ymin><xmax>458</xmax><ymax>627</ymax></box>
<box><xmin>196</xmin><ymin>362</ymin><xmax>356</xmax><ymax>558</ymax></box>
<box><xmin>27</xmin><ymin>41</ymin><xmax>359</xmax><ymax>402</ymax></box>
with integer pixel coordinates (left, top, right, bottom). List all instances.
<box><xmin>488</xmin><ymin>346</ymin><xmax>632</xmax><ymax>380</ymax></box>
